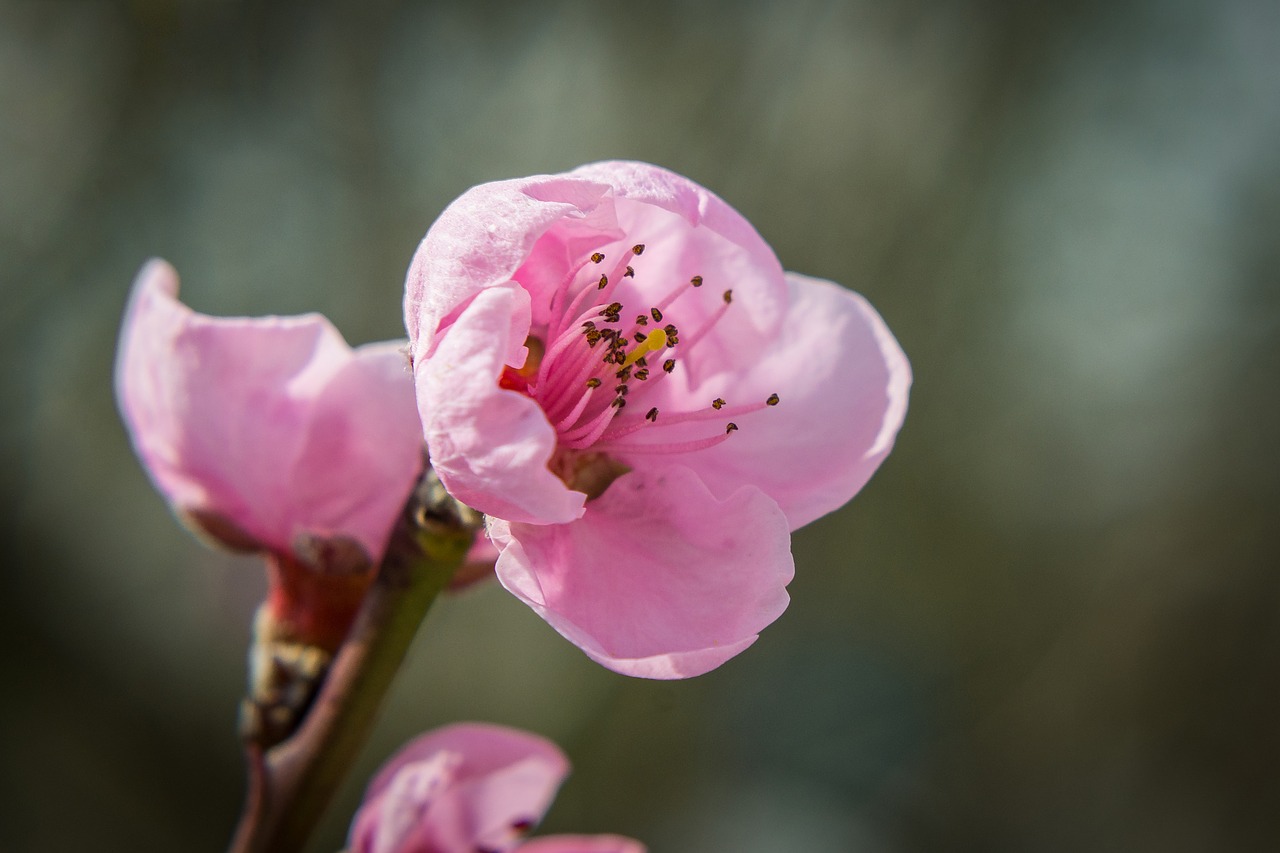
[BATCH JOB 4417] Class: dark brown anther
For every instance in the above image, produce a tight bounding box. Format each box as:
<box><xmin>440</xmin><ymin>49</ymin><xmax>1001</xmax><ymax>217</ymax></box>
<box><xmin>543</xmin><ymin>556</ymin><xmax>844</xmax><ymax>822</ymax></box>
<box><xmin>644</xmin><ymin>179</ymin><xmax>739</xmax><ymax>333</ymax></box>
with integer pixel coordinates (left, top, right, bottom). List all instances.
<box><xmin>651</xmin><ymin>307</ymin><xmax>664</xmax><ymax>322</ymax></box>
<box><xmin>667</xmin><ymin>335</ymin><xmax>680</xmax><ymax>346</ymax></box>
<box><xmin>725</xmin><ymin>422</ymin><xmax>739</xmax><ymax>433</ymax></box>
<box><xmin>635</xmin><ymin>314</ymin><xmax>648</xmax><ymax>325</ymax></box>
<box><xmin>602</xmin><ymin>301</ymin><xmax>623</xmax><ymax>315</ymax></box>
<box><xmin>662</xmin><ymin>358</ymin><xmax>676</xmax><ymax>373</ymax></box>
<box><xmin>615</xmin><ymin>385</ymin><xmax>629</xmax><ymax>396</ymax></box>
<box><xmin>646</xmin><ymin>407</ymin><xmax>659</xmax><ymax>422</ymax></box>
<box><xmin>616</xmin><ymin>365</ymin><xmax>633</xmax><ymax>381</ymax></box>
<box><xmin>636</xmin><ymin>356</ymin><xmax>648</xmax><ymax>367</ymax></box>
<box><xmin>634</xmin><ymin>331</ymin><xmax>648</xmax><ymax>343</ymax></box>
<box><xmin>767</xmin><ymin>393</ymin><xmax>780</xmax><ymax>406</ymax></box>
<box><xmin>632</xmin><ymin>243</ymin><xmax>645</xmax><ymax>255</ymax></box>
<box><xmin>591</xmin><ymin>252</ymin><xmax>605</xmax><ymax>263</ymax></box>
<box><xmin>712</xmin><ymin>398</ymin><xmax>726</xmax><ymax>410</ymax></box>
<box><xmin>611</xmin><ymin>397</ymin><xmax>627</xmax><ymax>409</ymax></box>
<box><xmin>624</xmin><ymin>266</ymin><xmax>635</xmax><ymax>277</ymax></box>
<box><xmin>723</xmin><ymin>289</ymin><xmax>733</xmax><ymax>304</ymax></box>
<box><xmin>663</xmin><ymin>323</ymin><xmax>677</xmax><ymax>335</ymax></box>
<box><xmin>598</xmin><ymin>275</ymin><xmax>609</xmax><ymax>290</ymax></box>
<box><xmin>691</xmin><ymin>275</ymin><xmax>704</xmax><ymax>287</ymax></box>
<box><xmin>586</xmin><ymin>377</ymin><xmax>602</xmax><ymax>388</ymax></box>
<box><xmin>635</xmin><ymin>369</ymin><xmax>649</xmax><ymax>380</ymax></box>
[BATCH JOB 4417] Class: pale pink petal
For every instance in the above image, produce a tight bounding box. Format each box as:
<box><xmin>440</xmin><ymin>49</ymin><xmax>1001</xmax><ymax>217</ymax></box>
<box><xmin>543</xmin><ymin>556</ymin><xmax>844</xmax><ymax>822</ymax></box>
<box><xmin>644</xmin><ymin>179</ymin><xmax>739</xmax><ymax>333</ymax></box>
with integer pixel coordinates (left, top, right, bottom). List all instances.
<box><xmin>518</xmin><ymin>835</ymin><xmax>647</xmax><ymax>853</ymax></box>
<box><xmin>650</xmin><ymin>272</ymin><xmax>912</xmax><ymax>530</ymax></box>
<box><xmin>115</xmin><ymin>259</ymin><xmax>423</xmax><ymax>562</ymax></box>
<box><xmin>404</xmin><ymin>174</ymin><xmax>613</xmax><ymax>360</ymax></box>
<box><xmin>418</xmin><ymin>283</ymin><xmax>585</xmax><ymax>525</ymax></box>
<box><xmin>490</xmin><ymin>465</ymin><xmax>794</xmax><ymax>679</ymax></box>
<box><xmin>351</xmin><ymin>723</ymin><xmax>569</xmax><ymax>853</ymax></box>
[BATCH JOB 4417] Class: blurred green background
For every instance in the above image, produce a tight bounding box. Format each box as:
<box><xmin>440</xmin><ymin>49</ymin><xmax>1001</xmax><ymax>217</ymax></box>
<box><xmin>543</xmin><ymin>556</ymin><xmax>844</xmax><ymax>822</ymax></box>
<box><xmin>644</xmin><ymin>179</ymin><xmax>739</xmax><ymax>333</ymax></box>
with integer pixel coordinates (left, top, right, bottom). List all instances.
<box><xmin>3</xmin><ymin>0</ymin><xmax>1278</xmax><ymax>850</ymax></box>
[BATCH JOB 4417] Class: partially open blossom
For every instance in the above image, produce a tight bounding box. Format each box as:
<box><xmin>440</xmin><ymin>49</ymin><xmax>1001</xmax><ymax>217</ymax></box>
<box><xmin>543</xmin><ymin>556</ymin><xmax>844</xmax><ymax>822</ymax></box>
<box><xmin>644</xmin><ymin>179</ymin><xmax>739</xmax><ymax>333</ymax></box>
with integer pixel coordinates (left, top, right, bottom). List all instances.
<box><xmin>115</xmin><ymin>259</ymin><xmax>426</xmax><ymax>650</ymax></box>
<box><xmin>406</xmin><ymin>161</ymin><xmax>911</xmax><ymax>678</ymax></box>
<box><xmin>349</xmin><ymin>722</ymin><xmax>644</xmax><ymax>853</ymax></box>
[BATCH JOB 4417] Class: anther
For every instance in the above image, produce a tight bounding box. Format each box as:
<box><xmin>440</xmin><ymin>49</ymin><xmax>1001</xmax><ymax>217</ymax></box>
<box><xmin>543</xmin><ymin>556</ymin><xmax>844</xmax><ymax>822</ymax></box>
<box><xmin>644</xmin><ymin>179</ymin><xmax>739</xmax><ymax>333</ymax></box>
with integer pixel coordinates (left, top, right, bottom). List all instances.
<box><xmin>634</xmin><ymin>331</ymin><xmax>648</xmax><ymax>343</ymax></box>
<box><xmin>663</xmin><ymin>323</ymin><xmax>677</xmax><ymax>335</ymax></box>
<box><xmin>691</xmin><ymin>275</ymin><xmax>704</xmax><ymax>287</ymax></box>
<box><xmin>766</xmin><ymin>393</ymin><xmax>780</xmax><ymax>406</ymax></box>
<box><xmin>624</xmin><ymin>266</ymin><xmax>635</xmax><ymax>277</ymax></box>
<box><xmin>651</xmin><ymin>307</ymin><xmax>664</xmax><ymax>322</ymax></box>
<box><xmin>598</xmin><ymin>275</ymin><xmax>609</xmax><ymax>290</ymax></box>
<box><xmin>663</xmin><ymin>359</ymin><xmax>676</xmax><ymax>373</ymax></box>
<box><xmin>635</xmin><ymin>369</ymin><xmax>649</xmax><ymax>380</ymax></box>
<box><xmin>712</xmin><ymin>398</ymin><xmax>726</xmax><ymax>410</ymax></box>
<box><xmin>615</xmin><ymin>385</ymin><xmax>629</xmax><ymax>396</ymax></box>
<box><xmin>632</xmin><ymin>244</ymin><xmax>645</xmax><ymax>255</ymax></box>
<box><xmin>725</xmin><ymin>422</ymin><xmax>739</xmax><ymax>433</ymax></box>
<box><xmin>600</xmin><ymin>302</ymin><xmax>622</xmax><ymax>316</ymax></box>
<box><xmin>646</xmin><ymin>407</ymin><xmax>659</xmax><ymax>422</ymax></box>
<box><xmin>616</xmin><ymin>365</ymin><xmax>633</xmax><ymax>381</ymax></box>
<box><xmin>611</xmin><ymin>397</ymin><xmax>627</xmax><ymax>409</ymax></box>
<box><xmin>586</xmin><ymin>377</ymin><xmax>602</xmax><ymax>388</ymax></box>
<box><xmin>635</xmin><ymin>314</ymin><xmax>648</xmax><ymax>325</ymax></box>
<box><xmin>591</xmin><ymin>252</ymin><xmax>605</xmax><ymax>263</ymax></box>
<box><xmin>723</xmin><ymin>290</ymin><xmax>733</xmax><ymax>304</ymax></box>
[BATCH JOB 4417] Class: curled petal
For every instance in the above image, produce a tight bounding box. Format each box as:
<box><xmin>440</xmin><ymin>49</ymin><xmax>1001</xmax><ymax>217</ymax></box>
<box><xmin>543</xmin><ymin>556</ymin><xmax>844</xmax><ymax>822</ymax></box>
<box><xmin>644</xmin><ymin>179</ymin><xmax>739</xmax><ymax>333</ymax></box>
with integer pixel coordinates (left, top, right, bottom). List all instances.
<box><xmin>490</xmin><ymin>465</ymin><xmax>794</xmax><ymax>679</ymax></box>
<box><xmin>115</xmin><ymin>259</ymin><xmax>422</xmax><ymax>562</ymax></box>
<box><xmin>351</xmin><ymin>723</ymin><xmax>569</xmax><ymax>853</ymax></box>
<box><xmin>418</xmin><ymin>283</ymin><xmax>585</xmax><ymax>525</ymax></box>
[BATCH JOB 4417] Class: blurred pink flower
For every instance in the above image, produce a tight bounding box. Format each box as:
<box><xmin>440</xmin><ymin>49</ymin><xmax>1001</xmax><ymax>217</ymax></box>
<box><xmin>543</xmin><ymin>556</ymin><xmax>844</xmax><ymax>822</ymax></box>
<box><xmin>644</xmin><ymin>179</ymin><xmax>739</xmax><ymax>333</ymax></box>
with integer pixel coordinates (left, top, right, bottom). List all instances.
<box><xmin>406</xmin><ymin>161</ymin><xmax>911</xmax><ymax>678</ymax></box>
<box><xmin>349</xmin><ymin>722</ymin><xmax>644</xmax><ymax>853</ymax></box>
<box><xmin>115</xmin><ymin>259</ymin><xmax>426</xmax><ymax>645</ymax></box>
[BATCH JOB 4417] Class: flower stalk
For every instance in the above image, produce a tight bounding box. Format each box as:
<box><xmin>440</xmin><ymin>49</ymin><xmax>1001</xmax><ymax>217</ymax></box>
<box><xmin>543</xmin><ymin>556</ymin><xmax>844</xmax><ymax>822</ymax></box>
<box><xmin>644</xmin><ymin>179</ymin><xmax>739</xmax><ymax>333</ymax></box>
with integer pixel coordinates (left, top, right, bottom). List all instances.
<box><xmin>230</xmin><ymin>466</ymin><xmax>481</xmax><ymax>853</ymax></box>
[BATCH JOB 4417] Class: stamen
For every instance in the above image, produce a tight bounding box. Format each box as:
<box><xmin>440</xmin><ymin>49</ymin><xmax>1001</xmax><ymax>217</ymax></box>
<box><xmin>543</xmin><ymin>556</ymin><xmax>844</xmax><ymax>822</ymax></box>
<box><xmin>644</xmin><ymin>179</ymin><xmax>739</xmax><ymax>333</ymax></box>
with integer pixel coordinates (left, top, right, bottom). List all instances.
<box><xmin>632</xmin><ymin>244</ymin><xmax>645</xmax><ymax>255</ymax></box>
<box><xmin>723</xmin><ymin>289</ymin><xmax>733</xmax><ymax>304</ymax></box>
<box><xmin>712</xmin><ymin>398</ymin><xmax>725</xmax><ymax>410</ymax></box>
<box><xmin>593</xmin><ymin>432</ymin><xmax>734</xmax><ymax>455</ymax></box>
<box><xmin>598</xmin><ymin>275</ymin><xmax>609</xmax><ymax>290</ymax></box>
<box><xmin>725</xmin><ymin>422</ymin><xmax>739</xmax><ymax>433</ymax></box>
<box><xmin>691</xmin><ymin>275</ymin><xmax>704</xmax><ymax>287</ymax></box>
<box><xmin>651</xmin><ymin>307</ymin><xmax>663</xmax><ymax>322</ymax></box>
<box><xmin>624</xmin><ymin>266</ymin><xmax>635</xmax><ymax>277</ymax></box>
<box><xmin>646</xmin><ymin>407</ymin><xmax>659</xmax><ymax>422</ymax></box>
<box><xmin>767</xmin><ymin>393</ymin><xmax>780</xmax><ymax>406</ymax></box>
<box><xmin>663</xmin><ymin>359</ymin><xmax>676</xmax><ymax>373</ymax></box>
<box><xmin>591</xmin><ymin>252</ymin><xmax>605</xmax><ymax>263</ymax></box>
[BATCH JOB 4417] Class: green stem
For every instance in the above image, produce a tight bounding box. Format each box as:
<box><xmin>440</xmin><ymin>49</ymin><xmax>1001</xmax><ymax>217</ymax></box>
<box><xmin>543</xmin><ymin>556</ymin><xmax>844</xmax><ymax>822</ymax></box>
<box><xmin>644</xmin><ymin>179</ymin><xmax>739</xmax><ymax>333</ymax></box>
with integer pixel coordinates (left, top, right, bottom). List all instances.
<box><xmin>229</xmin><ymin>469</ymin><xmax>480</xmax><ymax>853</ymax></box>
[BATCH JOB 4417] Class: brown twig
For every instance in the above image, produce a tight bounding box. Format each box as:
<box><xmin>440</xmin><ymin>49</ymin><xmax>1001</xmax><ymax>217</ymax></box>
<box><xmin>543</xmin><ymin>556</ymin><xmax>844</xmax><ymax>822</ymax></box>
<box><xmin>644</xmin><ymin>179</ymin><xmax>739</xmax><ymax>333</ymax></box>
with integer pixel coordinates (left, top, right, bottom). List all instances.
<box><xmin>229</xmin><ymin>468</ymin><xmax>480</xmax><ymax>853</ymax></box>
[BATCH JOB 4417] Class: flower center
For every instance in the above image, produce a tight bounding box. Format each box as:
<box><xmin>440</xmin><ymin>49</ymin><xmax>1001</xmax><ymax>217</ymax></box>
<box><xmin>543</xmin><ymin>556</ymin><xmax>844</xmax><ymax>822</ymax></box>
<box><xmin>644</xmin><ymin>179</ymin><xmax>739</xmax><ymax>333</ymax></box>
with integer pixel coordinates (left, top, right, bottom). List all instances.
<box><xmin>501</xmin><ymin>241</ymin><xmax>780</xmax><ymax>490</ymax></box>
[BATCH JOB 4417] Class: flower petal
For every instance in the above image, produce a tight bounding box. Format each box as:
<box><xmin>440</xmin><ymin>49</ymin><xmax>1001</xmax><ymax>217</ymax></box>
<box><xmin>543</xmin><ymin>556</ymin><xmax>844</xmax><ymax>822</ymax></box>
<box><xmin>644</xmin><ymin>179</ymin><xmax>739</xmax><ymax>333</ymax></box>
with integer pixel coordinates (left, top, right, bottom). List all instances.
<box><xmin>490</xmin><ymin>465</ymin><xmax>794</xmax><ymax>679</ymax></box>
<box><xmin>518</xmin><ymin>835</ymin><xmax>647</xmax><ymax>853</ymax></box>
<box><xmin>419</xmin><ymin>283</ymin><xmax>585</xmax><ymax>524</ymax></box>
<box><xmin>115</xmin><ymin>259</ymin><xmax>424</xmax><ymax>561</ymax></box>
<box><xmin>351</xmin><ymin>722</ymin><xmax>570</xmax><ymax>853</ymax></box>
<box><xmin>663</xmin><ymin>272</ymin><xmax>911</xmax><ymax>530</ymax></box>
<box><xmin>405</xmin><ymin>173</ymin><xmax>613</xmax><ymax>360</ymax></box>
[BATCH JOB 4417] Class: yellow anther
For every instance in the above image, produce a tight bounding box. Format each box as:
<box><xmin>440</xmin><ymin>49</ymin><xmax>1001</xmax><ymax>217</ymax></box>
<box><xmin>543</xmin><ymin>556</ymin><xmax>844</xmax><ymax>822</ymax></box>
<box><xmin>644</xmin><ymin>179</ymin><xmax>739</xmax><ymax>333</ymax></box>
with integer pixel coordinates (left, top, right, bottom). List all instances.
<box><xmin>621</xmin><ymin>327</ymin><xmax>667</xmax><ymax>368</ymax></box>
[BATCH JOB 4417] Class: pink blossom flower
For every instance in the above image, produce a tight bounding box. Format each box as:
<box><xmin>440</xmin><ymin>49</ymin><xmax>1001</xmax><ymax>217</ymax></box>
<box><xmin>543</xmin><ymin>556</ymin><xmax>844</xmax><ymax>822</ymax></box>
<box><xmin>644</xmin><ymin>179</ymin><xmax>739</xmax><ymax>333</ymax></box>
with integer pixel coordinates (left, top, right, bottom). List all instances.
<box><xmin>405</xmin><ymin>161</ymin><xmax>911</xmax><ymax>678</ymax></box>
<box><xmin>116</xmin><ymin>259</ymin><xmax>425</xmax><ymax>646</ymax></box>
<box><xmin>349</xmin><ymin>722</ymin><xmax>645</xmax><ymax>853</ymax></box>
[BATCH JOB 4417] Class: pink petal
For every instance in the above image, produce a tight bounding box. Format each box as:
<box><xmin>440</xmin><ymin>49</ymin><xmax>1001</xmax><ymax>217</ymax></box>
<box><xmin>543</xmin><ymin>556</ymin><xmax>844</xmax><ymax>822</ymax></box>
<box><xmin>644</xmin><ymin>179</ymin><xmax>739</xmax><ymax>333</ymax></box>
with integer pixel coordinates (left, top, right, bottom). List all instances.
<box><xmin>655</xmin><ymin>272</ymin><xmax>912</xmax><ymax>530</ymax></box>
<box><xmin>350</xmin><ymin>723</ymin><xmax>569</xmax><ymax>853</ymax></box>
<box><xmin>404</xmin><ymin>173</ymin><xmax>613</xmax><ymax>361</ymax></box>
<box><xmin>115</xmin><ymin>259</ymin><xmax>423</xmax><ymax>562</ymax></box>
<box><xmin>489</xmin><ymin>465</ymin><xmax>794</xmax><ymax>679</ymax></box>
<box><xmin>518</xmin><ymin>835</ymin><xmax>647</xmax><ymax>853</ymax></box>
<box><xmin>418</xmin><ymin>283</ymin><xmax>585</xmax><ymax>525</ymax></box>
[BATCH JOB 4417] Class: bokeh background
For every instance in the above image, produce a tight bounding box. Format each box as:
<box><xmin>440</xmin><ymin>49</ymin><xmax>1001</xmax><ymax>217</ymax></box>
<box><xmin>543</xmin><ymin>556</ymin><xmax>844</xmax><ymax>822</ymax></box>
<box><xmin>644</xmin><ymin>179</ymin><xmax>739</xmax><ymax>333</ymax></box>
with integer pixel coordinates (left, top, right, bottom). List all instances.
<box><xmin>3</xmin><ymin>0</ymin><xmax>1279</xmax><ymax>850</ymax></box>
